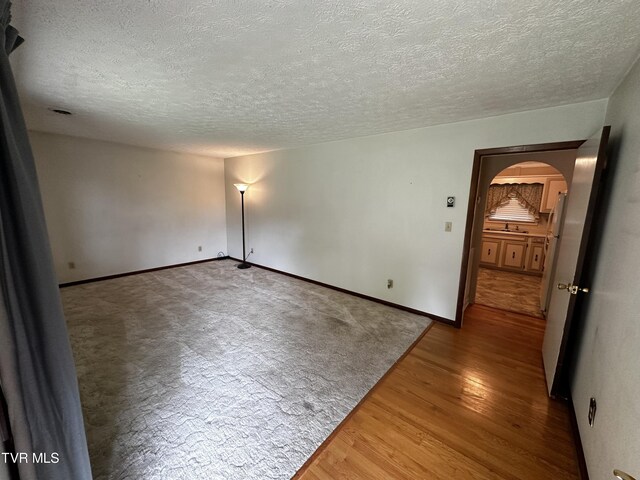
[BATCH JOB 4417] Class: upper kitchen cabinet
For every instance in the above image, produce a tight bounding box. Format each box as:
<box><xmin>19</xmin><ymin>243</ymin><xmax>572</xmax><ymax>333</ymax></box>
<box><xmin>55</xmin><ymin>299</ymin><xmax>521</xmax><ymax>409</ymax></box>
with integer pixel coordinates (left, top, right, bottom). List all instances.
<box><xmin>540</xmin><ymin>177</ymin><xmax>568</xmax><ymax>213</ymax></box>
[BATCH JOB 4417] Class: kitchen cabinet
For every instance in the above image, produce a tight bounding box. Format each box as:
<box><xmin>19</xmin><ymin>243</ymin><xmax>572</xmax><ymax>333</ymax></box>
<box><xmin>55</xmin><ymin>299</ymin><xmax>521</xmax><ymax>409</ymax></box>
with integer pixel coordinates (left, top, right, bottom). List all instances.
<box><xmin>528</xmin><ymin>245</ymin><xmax>544</xmax><ymax>272</ymax></box>
<box><xmin>541</xmin><ymin>177</ymin><xmax>568</xmax><ymax>213</ymax></box>
<box><xmin>480</xmin><ymin>233</ymin><xmax>545</xmax><ymax>275</ymax></box>
<box><xmin>480</xmin><ymin>239</ymin><xmax>501</xmax><ymax>266</ymax></box>
<box><xmin>502</xmin><ymin>241</ymin><xmax>527</xmax><ymax>269</ymax></box>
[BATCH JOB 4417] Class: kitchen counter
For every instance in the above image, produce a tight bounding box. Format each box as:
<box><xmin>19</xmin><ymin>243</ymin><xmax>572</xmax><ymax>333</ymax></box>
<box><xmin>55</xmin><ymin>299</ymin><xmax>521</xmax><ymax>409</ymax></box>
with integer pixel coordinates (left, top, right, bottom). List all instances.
<box><xmin>483</xmin><ymin>229</ymin><xmax>546</xmax><ymax>238</ymax></box>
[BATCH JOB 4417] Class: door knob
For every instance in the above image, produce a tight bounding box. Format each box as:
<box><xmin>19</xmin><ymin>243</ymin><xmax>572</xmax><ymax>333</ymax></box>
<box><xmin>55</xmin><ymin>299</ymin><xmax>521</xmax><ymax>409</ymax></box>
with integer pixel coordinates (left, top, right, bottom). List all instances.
<box><xmin>557</xmin><ymin>283</ymin><xmax>590</xmax><ymax>294</ymax></box>
<box><xmin>614</xmin><ymin>470</ymin><xmax>636</xmax><ymax>480</ymax></box>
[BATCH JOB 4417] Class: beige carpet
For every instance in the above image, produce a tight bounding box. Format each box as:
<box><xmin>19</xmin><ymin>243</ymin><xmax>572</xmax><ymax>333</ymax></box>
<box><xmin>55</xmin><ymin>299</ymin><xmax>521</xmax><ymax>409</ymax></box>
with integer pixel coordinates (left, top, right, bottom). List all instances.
<box><xmin>61</xmin><ymin>259</ymin><xmax>430</xmax><ymax>480</ymax></box>
<box><xmin>475</xmin><ymin>267</ymin><xmax>544</xmax><ymax>318</ymax></box>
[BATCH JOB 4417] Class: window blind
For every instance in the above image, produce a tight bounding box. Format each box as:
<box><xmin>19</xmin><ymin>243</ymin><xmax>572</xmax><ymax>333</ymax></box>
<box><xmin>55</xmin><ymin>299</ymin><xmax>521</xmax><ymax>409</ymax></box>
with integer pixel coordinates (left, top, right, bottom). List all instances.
<box><xmin>489</xmin><ymin>197</ymin><xmax>536</xmax><ymax>222</ymax></box>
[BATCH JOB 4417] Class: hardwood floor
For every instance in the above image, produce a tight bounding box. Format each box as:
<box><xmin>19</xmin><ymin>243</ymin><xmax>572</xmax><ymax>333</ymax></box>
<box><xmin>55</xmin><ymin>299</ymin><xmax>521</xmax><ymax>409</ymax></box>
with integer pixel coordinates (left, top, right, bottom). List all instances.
<box><xmin>294</xmin><ymin>304</ymin><xmax>580</xmax><ymax>480</ymax></box>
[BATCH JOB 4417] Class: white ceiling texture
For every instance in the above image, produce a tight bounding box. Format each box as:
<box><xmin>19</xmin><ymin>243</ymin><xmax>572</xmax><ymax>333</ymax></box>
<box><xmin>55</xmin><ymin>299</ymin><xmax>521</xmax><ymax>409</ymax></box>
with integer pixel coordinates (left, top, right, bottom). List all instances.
<box><xmin>10</xmin><ymin>1</ymin><xmax>640</xmax><ymax>158</ymax></box>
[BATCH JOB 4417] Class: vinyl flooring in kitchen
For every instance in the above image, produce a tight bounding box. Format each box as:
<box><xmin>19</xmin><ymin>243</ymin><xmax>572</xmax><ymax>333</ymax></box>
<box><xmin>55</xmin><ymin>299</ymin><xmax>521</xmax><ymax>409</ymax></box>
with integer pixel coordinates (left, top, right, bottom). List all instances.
<box><xmin>475</xmin><ymin>267</ymin><xmax>544</xmax><ymax>318</ymax></box>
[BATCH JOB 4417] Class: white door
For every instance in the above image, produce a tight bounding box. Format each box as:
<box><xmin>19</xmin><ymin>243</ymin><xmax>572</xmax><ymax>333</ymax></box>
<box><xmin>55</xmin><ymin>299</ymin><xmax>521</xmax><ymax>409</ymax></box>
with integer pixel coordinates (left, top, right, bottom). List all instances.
<box><xmin>542</xmin><ymin>126</ymin><xmax>610</xmax><ymax>396</ymax></box>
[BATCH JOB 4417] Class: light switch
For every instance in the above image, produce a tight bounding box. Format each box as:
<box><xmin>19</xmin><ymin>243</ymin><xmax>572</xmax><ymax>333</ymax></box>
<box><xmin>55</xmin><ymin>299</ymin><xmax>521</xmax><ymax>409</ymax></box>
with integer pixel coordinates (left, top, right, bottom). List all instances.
<box><xmin>445</xmin><ymin>222</ymin><xmax>452</xmax><ymax>232</ymax></box>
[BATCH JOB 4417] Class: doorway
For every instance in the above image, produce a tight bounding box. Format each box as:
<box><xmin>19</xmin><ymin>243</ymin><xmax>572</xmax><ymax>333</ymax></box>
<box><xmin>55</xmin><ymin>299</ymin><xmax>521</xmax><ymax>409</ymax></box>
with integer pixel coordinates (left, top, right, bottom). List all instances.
<box><xmin>459</xmin><ymin>147</ymin><xmax>579</xmax><ymax>324</ymax></box>
<box><xmin>474</xmin><ymin>161</ymin><xmax>570</xmax><ymax>318</ymax></box>
<box><xmin>455</xmin><ymin>128</ymin><xmax>610</xmax><ymax>398</ymax></box>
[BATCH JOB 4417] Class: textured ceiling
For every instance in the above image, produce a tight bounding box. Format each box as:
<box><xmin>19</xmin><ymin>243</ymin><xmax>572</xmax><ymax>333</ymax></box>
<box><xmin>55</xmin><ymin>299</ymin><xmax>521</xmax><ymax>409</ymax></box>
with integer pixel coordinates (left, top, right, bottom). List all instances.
<box><xmin>10</xmin><ymin>0</ymin><xmax>640</xmax><ymax>158</ymax></box>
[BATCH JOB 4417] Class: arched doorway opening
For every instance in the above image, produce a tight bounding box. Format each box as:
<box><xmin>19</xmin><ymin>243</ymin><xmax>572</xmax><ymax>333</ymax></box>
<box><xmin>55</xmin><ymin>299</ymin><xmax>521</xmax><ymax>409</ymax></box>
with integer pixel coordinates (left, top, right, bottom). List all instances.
<box><xmin>475</xmin><ymin>161</ymin><xmax>569</xmax><ymax>318</ymax></box>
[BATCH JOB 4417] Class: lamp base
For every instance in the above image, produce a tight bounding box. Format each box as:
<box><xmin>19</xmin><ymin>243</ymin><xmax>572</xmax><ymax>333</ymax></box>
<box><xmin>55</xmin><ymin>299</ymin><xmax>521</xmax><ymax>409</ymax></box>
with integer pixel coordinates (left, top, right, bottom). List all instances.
<box><xmin>237</xmin><ymin>263</ymin><xmax>251</xmax><ymax>269</ymax></box>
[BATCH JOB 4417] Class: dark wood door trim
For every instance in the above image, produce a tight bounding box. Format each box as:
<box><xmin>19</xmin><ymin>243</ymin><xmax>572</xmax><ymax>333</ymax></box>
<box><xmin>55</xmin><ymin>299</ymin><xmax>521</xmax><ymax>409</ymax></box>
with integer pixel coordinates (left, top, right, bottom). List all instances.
<box><xmin>454</xmin><ymin>139</ymin><xmax>586</xmax><ymax>328</ymax></box>
<box><xmin>473</xmin><ymin>140</ymin><xmax>586</xmax><ymax>157</ymax></box>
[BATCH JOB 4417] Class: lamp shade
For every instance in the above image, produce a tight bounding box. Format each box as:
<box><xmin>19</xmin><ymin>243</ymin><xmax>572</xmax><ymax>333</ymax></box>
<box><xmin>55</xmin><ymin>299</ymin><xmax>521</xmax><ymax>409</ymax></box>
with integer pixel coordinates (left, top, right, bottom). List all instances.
<box><xmin>234</xmin><ymin>183</ymin><xmax>249</xmax><ymax>193</ymax></box>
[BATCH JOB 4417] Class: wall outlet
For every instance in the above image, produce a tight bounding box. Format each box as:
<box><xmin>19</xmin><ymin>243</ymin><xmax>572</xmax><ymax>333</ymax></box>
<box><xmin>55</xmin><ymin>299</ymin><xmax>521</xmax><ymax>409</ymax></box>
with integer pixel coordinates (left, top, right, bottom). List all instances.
<box><xmin>68</xmin><ymin>262</ymin><xmax>76</xmax><ymax>270</ymax></box>
<box><xmin>445</xmin><ymin>222</ymin><xmax>452</xmax><ymax>232</ymax></box>
<box><xmin>250</xmin><ymin>248</ymin><xmax>254</xmax><ymax>254</ymax></box>
<box><xmin>198</xmin><ymin>246</ymin><xmax>202</xmax><ymax>252</ymax></box>
<box><xmin>588</xmin><ymin>397</ymin><xmax>597</xmax><ymax>426</ymax></box>
<box><xmin>387</xmin><ymin>279</ymin><xmax>393</xmax><ymax>289</ymax></box>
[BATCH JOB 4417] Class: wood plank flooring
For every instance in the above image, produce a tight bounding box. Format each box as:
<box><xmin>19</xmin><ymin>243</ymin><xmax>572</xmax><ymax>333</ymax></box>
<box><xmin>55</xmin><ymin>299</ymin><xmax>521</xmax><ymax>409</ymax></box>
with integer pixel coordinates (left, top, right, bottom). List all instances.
<box><xmin>294</xmin><ymin>304</ymin><xmax>580</xmax><ymax>480</ymax></box>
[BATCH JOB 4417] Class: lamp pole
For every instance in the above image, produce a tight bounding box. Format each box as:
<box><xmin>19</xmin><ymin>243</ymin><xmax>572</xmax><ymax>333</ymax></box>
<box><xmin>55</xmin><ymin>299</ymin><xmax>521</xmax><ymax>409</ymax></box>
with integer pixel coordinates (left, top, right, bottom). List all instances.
<box><xmin>234</xmin><ymin>183</ymin><xmax>251</xmax><ymax>269</ymax></box>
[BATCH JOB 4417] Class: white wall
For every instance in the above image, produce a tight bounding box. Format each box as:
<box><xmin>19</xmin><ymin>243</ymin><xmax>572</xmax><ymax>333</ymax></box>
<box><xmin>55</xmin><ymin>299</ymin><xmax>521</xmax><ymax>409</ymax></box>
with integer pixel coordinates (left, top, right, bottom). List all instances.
<box><xmin>225</xmin><ymin>99</ymin><xmax>607</xmax><ymax>320</ymax></box>
<box><xmin>571</xmin><ymin>59</ymin><xmax>640</xmax><ymax>478</ymax></box>
<box><xmin>31</xmin><ymin>132</ymin><xmax>227</xmax><ymax>283</ymax></box>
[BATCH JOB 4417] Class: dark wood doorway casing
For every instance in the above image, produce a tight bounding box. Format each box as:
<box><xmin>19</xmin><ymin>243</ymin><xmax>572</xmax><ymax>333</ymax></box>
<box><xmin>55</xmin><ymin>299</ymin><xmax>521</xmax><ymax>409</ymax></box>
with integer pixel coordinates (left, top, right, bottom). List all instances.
<box><xmin>455</xmin><ymin>140</ymin><xmax>586</xmax><ymax>329</ymax></box>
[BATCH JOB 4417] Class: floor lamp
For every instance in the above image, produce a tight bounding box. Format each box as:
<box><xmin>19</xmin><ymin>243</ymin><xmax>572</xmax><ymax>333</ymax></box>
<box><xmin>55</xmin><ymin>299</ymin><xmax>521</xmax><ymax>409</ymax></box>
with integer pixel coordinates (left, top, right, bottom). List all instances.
<box><xmin>234</xmin><ymin>183</ymin><xmax>251</xmax><ymax>269</ymax></box>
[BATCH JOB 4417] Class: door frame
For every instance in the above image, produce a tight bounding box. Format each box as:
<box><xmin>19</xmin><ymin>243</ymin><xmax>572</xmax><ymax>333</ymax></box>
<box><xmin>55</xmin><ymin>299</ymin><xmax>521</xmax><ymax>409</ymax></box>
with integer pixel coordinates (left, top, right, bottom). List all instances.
<box><xmin>454</xmin><ymin>139</ymin><xmax>586</xmax><ymax>328</ymax></box>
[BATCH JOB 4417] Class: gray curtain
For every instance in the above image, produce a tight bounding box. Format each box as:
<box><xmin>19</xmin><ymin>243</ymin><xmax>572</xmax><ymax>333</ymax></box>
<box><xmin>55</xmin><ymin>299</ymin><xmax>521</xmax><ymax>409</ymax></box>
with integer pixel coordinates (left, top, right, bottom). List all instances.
<box><xmin>0</xmin><ymin>2</ymin><xmax>92</xmax><ymax>479</ymax></box>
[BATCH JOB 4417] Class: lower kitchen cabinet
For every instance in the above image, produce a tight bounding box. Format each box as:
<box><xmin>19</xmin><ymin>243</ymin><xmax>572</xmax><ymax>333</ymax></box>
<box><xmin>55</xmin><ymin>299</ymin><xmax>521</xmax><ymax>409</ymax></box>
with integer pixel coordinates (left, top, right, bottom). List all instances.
<box><xmin>480</xmin><ymin>233</ymin><xmax>544</xmax><ymax>275</ymax></box>
<box><xmin>527</xmin><ymin>241</ymin><xmax>545</xmax><ymax>272</ymax></box>
<box><xmin>480</xmin><ymin>239</ymin><xmax>501</xmax><ymax>266</ymax></box>
<box><xmin>502</xmin><ymin>241</ymin><xmax>527</xmax><ymax>269</ymax></box>
<box><xmin>527</xmin><ymin>245</ymin><xmax>544</xmax><ymax>272</ymax></box>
